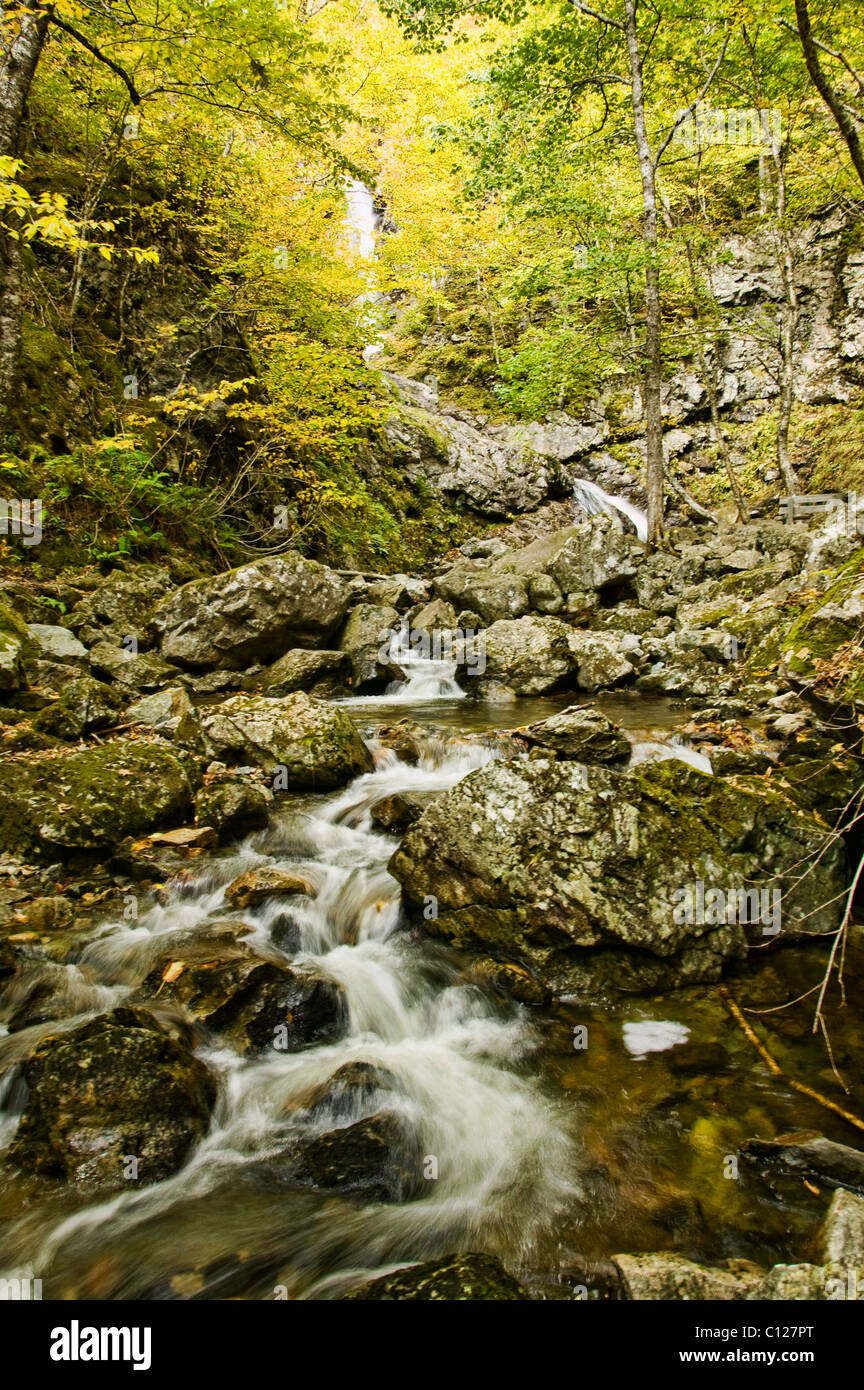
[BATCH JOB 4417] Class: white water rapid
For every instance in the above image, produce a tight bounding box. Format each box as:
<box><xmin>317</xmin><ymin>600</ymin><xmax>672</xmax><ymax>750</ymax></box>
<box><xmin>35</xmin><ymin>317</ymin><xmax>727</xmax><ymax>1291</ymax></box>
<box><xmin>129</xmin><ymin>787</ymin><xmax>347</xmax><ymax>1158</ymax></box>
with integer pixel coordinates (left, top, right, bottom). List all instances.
<box><xmin>572</xmin><ymin>476</ymin><xmax>648</xmax><ymax>542</ymax></box>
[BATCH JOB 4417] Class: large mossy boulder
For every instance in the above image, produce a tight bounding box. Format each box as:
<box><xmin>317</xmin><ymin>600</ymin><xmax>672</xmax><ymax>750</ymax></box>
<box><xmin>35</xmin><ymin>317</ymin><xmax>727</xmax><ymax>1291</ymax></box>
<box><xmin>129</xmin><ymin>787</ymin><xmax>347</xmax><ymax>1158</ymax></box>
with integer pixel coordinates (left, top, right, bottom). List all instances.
<box><xmin>32</xmin><ymin>676</ymin><xmax>122</xmax><ymax>740</ymax></box>
<box><xmin>0</xmin><ymin>598</ymin><xmax>31</xmax><ymax>692</ymax></box>
<box><xmin>68</xmin><ymin>566</ymin><xmax>174</xmax><ymax>647</ymax></box>
<box><xmin>151</xmin><ymin>553</ymin><xmax>350</xmax><ymax>670</ymax></box>
<box><xmin>6</xmin><ymin>1006</ymin><xmax>216</xmax><ymax>1192</ymax></box>
<box><xmin>389</xmin><ymin>758</ymin><xmax>844</xmax><ymax>994</ymax></box>
<box><xmin>194</xmin><ymin>692</ymin><xmax>372</xmax><ymax>788</ymax></box>
<box><xmin>0</xmin><ymin>737</ymin><xmax>198</xmax><ymax>855</ymax></box>
<box><xmin>343</xmin><ymin>1252</ymin><xmax>531</xmax><ymax>1301</ymax></box>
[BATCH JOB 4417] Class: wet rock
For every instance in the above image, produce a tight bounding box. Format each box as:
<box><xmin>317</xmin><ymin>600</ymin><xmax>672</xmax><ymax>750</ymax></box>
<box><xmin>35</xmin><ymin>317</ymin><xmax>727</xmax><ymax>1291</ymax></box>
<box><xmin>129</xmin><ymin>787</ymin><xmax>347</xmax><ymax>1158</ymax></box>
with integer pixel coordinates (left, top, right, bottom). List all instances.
<box><xmin>343</xmin><ymin>1252</ymin><xmax>531</xmax><ymax>1300</ymax></box>
<box><xmin>152</xmin><ymin>553</ymin><xmax>350</xmax><ymax>670</ymax></box>
<box><xmin>741</xmin><ymin>1134</ymin><xmax>864</xmax><ymax>1194</ymax></box>
<box><xmin>613</xmin><ymin>1253</ymin><xmax>761</xmax><ymax>1300</ymax></box>
<box><xmin>0</xmin><ymin>738</ymin><xmax>199</xmax><ymax>856</ymax></box>
<box><xmin>370</xmin><ymin>790</ymin><xmax>441</xmax><ymax>834</ymax></box>
<box><xmin>148</xmin><ymin>826</ymin><xmax>218</xmax><ymax>849</ymax></box>
<box><xmin>6</xmin><ymin>1006</ymin><xmax>216</xmax><ymax>1192</ymax></box>
<box><xmin>301</xmin><ymin>1061</ymin><xmax>398</xmax><ymax>1120</ymax></box>
<box><xmin>373</xmin><ymin>721</ymin><xmax>435</xmax><ymax>765</ymax></box>
<box><xmin>194</xmin><ymin>777</ymin><xmax>269</xmax><ymax>841</ymax></box>
<box><xmin>257</xmin><ymin>648</ymin><xmax>352</xmax><ymax>698</ymax></box>
<box><xmin>471</xmin><ymin>957</ymin><xmax>550</xmax><ymax>1005</ymax></box>
<box><xmin>195</xmin><ymin>692</ymin><xmax>373</xmax><ymax>789</ymax></box>
<box><xmin>339</xmin><ymin>603</ymin><xmax>400</xmax><ymax>690</ymax></box>
<box><xmin>140</xmin><ymin>936</ymin><xmax>345</xmax><ymax>1055</ymax></box>
<box><xmin>478</xmin><ymin>616</ymin><xmax>577</xmax><ymax>694</ymax></box>
<box><xmin>390</xmin><ymin>758</ymin><xmax>844</xmax><ymax>994</ymax></box>
<box><xmin>225</xmin><ymin>867</ymin><xmax>316</xmax><ymax>909</ymax></box>
<box><xmin>290</xmin><ymin>1111</ymin><xmax>422</xmax><ymax>1203</ymax></box>
<box><xmin>515</xmin><ymin>704</ymin><xmax>631</xmax><ymax>764</ymax></box>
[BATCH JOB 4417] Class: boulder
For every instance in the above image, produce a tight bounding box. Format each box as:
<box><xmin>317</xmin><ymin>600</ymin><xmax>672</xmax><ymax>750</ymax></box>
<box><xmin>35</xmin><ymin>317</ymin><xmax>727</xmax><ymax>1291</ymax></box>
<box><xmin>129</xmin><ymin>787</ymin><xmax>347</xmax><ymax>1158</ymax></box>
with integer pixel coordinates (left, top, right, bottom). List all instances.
<box><xmin>741</xmin><ymin>1134</ymin><xmax>864</xmax><ymax>1193</ymax></box>
<box><xmin>194</xmin><ymin>777</ymin><xmax>269</xmax><ymax>841</ymax></box>
<box><xmin>257</xmin><ymin>649</ymin><xmax>352</xmax><ymax>697</ymax></box>
<box><xmin>0</xmin><ymin>738</ymin><xmax>198</xmax><ymax>855</ymax></box>
<box><xmin>343</xmin><ymin>1252</ymin><xmax>531</xmax><ymax>1300</ymax></box>
<box><xmin>339</xmin><ymin>603</ymin><xmax>400</xmax><ymax>690</ymax></box>
<box><xmin>7</xmin><ymin>1006</ymin><xmax>216</xmax><ymax>1191</ymax></box>
<box><xmin>89</xmin><ymin>641</ymin><xmax>183</xmax><ymax>693</ymax></box>
<box><xmin>390</xmin><ymin>758</ymin><xmax>844</xmax><ymax>994</ymax></box>
<box><xmin>151</xmin><ymin>553</ymin><xmax>350</xmax><ymax>670</ymax></box>
<box><xmin>139</xmin><ymin>934</ymin><xmax>345</xmax><ymax>1055</ymax></box>
<box><xmin>516</xmin><ymin>704</ymin><xmax>631</xmax><ymax>763</ymax></box>
<box><xmin>194</xmin><ymin>692</ymin><xmax>373</xmax><ymax>788</ymax></box>
<box><xmin>568</xmin><ymin>631</ymin><xmax>635</xmax><ymax>691</ymax></box>
<box><xmin>68</xmin><ymin>566</ymin><xmax>174</xmax><ymax>647</ymax></box>
<box><xmin>478</xmin><ymin>616</ymin><xmax>577</xmax><ymax>694</ymax></box>
<box><xmin>125</xmin><ymin>685</ymin><xmax>194</xmax><ymax>733</ymax></box>
<box><xmin>225</xmin><ymin>867</ymin><xmax>315</xmax><ymax>908</ymax></box>
<box><xmin>613</xmin><ymin>1253</ymin><xmax>760</xmax><ymax>1300</ymax></box>
<box><xmin>371</xmin><ymin>790</ymin><xmax>442</xmax><ymax>834</ymax></box>
<box><xmin>32</xmin><ymin>676</ymin><xmax>122</xmax><ymax>740</ymax></box>
<box><xmin>0</xmin><ymin>598</ymin><xmax>30</xmax><ymax>692</ymax></box>
<box><xmin>290</xmin><ymin>1111</ymin><xmax>421</xmax><ymax>1203</ymax></box>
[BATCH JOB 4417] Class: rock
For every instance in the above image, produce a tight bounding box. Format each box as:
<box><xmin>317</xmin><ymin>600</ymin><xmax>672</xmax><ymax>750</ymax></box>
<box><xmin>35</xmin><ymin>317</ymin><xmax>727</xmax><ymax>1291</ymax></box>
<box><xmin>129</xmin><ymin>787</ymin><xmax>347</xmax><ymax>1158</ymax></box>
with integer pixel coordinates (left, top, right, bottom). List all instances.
<box><xmin>7</xmin><ymin>1006</ymin><xmax>216</xmax><ymax>1192</ymax></box>
<box><xmin>412</xmin><ymin>597</ymin><xmax>459</xmax><ymax>633</ymax></box>
<box><xmin>225</xmin><ymin>867</ymin><xmax>316</xmax><ymax>908</ymax></box>
<box><xmin>290</xmin><ymin>1112</ymin><xmax>421</xmax><ymax>1203</ymax></box>
<box><xmin>746</xmin><ymin>1263</ymin><xmax>856</xmax><ymax>1300</ymax></box>
<box><xmin>32</xmin><ymin>677</ymin><xmax>122</xmax><ymax>740</ymax></box>
<box><xmin>471</xmin><ymin>957</ymin><xmax>550</xmax><ymax>1005</ymax></box>
<box><xmin>140</xmin><ymin>935</ymin><xmax>345</xmax><ymax>1055</ymax></box>
<box><xmin>301</xmin><ymin>1061</ymin><xmax>398</xmax><ymax>1120</ymax></box>
<box><xmin>817</xmin><ymin>1190</ymin><xmax>864</xmax><ymax>1265</ymax></box>
<box><xmin>152</xmin><ymin>553</ymin><xmax>350</xmax><ymax>670</ymax></box>
<box><xmin>516</xmin><ymin>704</ymin><xmax>631</xmax><ymax>763</ymax></box>
<box><xmin>0</xmin><ymin>738</ymin><xmax>198</xmax><ymax>855</ymax></box>
<box><xmin>194</xmin><ymin>777</ymin><xmax>269</xmax><ymax>841</ymax></box>
<box><xmin>435</xmin><ymin>568</ymin><xmax>530</xmax><ymax>625</ymax></box>
<box><xmin>195</xmin><ymin>692</ymin><xmax>373</xmax><ymax>788</ymax></box>
<box><xmin>257</xmin><ymin>649</ymin><xmax>352</xmax><ymax>697</ymax></box>
<box><xmin>390</xmin><ymin>758</ymin><xmax>844</xmax><ymax>994</ymax></box>
<box><xmin>568</xmin><ymin>631</ymin><xmax>635</xmax><ymax>691</ymax></box>
<box><xmin>741</xmin><ymin>1134</ymin><xmax>864</xmax><ymax>1193</ymax></box>
<box><xmin>125</xmin><ymin>685</ymin><xmax>194</xmax><ymax>733</ymax></box>
<box><xmin>367</xmin><ymin>575</ymin><xmax>429</xmax><ymax>609</ymax></box>
<box><xmin>68</xmin><ymin>567</ymin><xmax>174</xmax><ymax>647</ymax></box>
<box><xmin>370</xmin><ymin>790</ymin><xmax>442</xmax><ymax>833</ymax></box>
<box><xmin>384</xmin><ymin>398</ymin><xmax>568</xmax><ymax>516</ymax></box>
<box><xmin>89</xmin><ymin>641</ymin><xmax>183</xmax><ymax>693</ymax></box>
<box><xmin>478</xmin><ymin>616</ymin><xmax>577</xmax><ymax>694</ymax></box>
<box><xmin>0</xmin><ymin>599</ymin><xmax>30</xmax><ymax>692</ymax></box>
<box><xmin>613</xmin><ymin>1253</ymin><xmax>760</xmax><ymax>1300</ymax></box>
<box><xmin>24</xmin><ymin>631</ymin><xmax>88</xmax><ymax>672</ymax></box>
<box><xmin>148</xmin><ymin>826</ymin><xmax>218</xmax><ymax>849</ymax></box>
<box><xmin>339</xmin><ymin>603</ymin><xmax>400</xmax><ymax>689</ymax></box>
<box><xmin>343</xmin><ymin>1252</ymin><xmax>531</xmax><ymax>1300</ymax></box>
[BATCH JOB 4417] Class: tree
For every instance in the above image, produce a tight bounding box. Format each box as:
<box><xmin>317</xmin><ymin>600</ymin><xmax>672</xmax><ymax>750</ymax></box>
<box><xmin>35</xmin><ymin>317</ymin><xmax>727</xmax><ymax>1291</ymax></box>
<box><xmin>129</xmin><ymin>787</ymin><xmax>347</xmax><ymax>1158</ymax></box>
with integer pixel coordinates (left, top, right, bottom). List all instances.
<box><xmin>792</xmin><ymin>0</ymin><xmax>864</xmax><ymax>190</ymax></box>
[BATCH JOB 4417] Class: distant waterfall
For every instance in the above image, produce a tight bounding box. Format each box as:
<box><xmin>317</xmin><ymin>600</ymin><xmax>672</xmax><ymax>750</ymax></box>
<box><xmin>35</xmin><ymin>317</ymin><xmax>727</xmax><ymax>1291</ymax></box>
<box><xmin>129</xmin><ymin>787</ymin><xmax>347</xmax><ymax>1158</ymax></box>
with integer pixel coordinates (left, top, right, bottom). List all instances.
<box><xmin>343</xmin><ymin>179</ymin><xmax>381</xmax><ymax>261</ymax></box>
<box><xmin>572</xmin><ymin>476</ymin><xmax>648</xmax><ymax>542</ymax></box>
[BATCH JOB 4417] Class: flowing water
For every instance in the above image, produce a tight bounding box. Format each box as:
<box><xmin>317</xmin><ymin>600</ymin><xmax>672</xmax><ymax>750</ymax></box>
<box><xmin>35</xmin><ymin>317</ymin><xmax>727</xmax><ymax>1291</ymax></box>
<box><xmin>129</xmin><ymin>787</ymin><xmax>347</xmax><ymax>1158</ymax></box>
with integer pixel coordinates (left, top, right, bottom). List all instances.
<box><xmin>0</xmin><ymin>657</ymin><xmax>861</xmax><ymax>1298</ymax></box>
<box><xmin>572</xmin><ymin>476</ymin><xmax>648</xmax><ymax>542</ymax></box>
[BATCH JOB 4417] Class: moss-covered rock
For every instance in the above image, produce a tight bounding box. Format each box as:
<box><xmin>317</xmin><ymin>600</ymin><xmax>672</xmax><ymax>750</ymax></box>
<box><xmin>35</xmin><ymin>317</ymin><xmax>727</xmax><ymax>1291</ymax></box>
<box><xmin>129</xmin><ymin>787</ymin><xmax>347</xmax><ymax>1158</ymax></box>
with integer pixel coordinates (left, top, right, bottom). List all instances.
<box><xmin>6</xmin><ymin>1006</ymin><xmax>216</xmax><ymax>1192</ymax></box>
<box><xmin>0</xmin><ymin>737</ymin><xmax>199</xmax><ymax>855</ymax></box>
<box><xmin>195</xmin><ymin>692</ymin><xmax>373</xmax><ymax>789</ymax></box>
<box><xmin>389</xmin><ymin>758</ymin><xmax>844</xmax><ymax>994</ymax></box>
<box><xmin>32</xmin><ymin>676</ymin><xmax>122</xmax><ymax>740</ymax></box>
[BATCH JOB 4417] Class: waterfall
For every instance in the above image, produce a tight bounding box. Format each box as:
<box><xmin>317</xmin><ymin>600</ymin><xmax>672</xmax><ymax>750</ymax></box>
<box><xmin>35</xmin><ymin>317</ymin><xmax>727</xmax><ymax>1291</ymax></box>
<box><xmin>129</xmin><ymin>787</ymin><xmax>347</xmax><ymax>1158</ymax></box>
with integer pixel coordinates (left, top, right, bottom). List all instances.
<box><xmin>343</xmin><ymin>179</ymin><xmax>381</xmax><ymax>261</ymax></box>
<box><xmin>572</xmin><ymin>476</ymin><xmax>648</xmax><ymax>542</ymax></box>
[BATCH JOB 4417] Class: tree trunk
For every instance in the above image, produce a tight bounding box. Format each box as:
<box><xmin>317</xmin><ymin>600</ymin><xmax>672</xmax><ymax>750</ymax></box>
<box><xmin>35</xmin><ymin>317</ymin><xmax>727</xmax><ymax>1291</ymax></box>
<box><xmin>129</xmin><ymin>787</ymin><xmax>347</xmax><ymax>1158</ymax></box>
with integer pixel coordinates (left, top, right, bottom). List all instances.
<box><xmin>623</xmin><ymin>0</ymin><xmax>665</xmax><ymax>547</ymax></box>
<box><xmin>795</xmin><ymin>0</ymin><xmax>864</xmax><ymax>191</ymax></box>
<box><xmin>0</xmin><ymin>5</ymin><xmax>51</xmax><ymax>416</ymax></box>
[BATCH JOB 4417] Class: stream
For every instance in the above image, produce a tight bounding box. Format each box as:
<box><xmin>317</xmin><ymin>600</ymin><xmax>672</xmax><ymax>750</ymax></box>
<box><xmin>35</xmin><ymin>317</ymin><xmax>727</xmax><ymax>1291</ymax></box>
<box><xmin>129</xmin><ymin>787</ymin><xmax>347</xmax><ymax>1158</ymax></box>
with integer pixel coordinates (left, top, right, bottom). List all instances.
<box><xmin>1</xmin><ymin>647</ymin><xmax>862</xmax><ymax>1300</ymax></box>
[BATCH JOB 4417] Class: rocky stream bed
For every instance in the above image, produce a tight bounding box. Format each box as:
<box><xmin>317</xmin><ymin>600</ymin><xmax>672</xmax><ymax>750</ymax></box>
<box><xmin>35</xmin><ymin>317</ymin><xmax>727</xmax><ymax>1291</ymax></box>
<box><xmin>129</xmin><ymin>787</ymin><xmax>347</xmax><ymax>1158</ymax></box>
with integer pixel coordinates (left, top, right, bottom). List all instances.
<box><xmin>2</xmin><ymin>509</ymin><xmax>864</xmax><ymax>1300</ymax></box>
